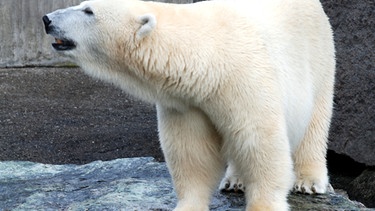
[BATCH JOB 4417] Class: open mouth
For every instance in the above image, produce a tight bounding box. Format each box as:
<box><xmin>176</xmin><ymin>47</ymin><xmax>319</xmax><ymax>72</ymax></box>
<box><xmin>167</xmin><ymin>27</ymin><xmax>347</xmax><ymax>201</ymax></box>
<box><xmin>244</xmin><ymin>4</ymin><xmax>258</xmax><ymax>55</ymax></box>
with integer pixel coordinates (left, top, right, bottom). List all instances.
<box><xmin>52</xmin><ymin>38</ymin><xmax>76</xmax><ymax>51</ymax></box>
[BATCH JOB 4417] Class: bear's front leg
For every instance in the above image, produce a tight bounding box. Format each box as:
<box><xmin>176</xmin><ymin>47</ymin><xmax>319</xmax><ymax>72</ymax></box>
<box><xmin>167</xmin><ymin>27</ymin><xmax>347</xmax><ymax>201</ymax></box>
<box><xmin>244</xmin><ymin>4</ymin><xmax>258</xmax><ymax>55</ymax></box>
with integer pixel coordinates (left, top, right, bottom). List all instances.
<box><xmin>157</xmin><ymin>105</ymin><xmax>225</xmax><ymax>211</ymax></box>
<box><xmin>229</xmin><ymin>125</ymin><xmax>294</xmax><ymax>211</ymax></box>
<box><xmin>214</xmin><ymin>107</ymin><xmax>294</xmax><ymax>211</ymax></box>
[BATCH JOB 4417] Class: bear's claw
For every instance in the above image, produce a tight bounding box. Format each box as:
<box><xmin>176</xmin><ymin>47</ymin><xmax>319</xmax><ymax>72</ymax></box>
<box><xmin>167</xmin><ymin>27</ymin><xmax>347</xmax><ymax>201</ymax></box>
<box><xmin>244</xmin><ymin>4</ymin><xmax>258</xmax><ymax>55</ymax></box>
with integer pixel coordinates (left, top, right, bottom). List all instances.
<box><xmin>293</xmin><ymin>179</ymin><xmax>333</xmax><ymax>194</ymax></box>
<box><xmin>219</xmin><ymin>177</ymin><xmax>245</xmax><ymax>193</ymax></box>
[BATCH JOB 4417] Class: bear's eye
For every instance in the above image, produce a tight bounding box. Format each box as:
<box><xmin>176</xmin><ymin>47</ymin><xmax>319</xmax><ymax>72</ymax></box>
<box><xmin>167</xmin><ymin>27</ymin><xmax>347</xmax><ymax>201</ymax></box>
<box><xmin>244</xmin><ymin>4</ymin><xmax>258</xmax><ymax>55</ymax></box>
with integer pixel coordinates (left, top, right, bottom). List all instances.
<box><xmin>83</xmin><ymin>7</ymin><xmax>94</xmax><ymax>15</ymax></box>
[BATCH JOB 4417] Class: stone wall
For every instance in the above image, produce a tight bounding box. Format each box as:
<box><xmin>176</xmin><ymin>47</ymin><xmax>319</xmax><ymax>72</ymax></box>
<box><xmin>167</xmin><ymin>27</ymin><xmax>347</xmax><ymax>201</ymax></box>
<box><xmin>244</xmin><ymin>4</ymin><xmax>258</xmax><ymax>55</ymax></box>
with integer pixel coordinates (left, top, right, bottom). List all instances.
<box><xmin>0</xmin><ymin>0</ymin><xmax>193</xmax><ymax>67</ymax></box>
<box><xmin>0</xmin><ymin>0</ymin><xmax>82</xmax><ymax>67</ymax></box>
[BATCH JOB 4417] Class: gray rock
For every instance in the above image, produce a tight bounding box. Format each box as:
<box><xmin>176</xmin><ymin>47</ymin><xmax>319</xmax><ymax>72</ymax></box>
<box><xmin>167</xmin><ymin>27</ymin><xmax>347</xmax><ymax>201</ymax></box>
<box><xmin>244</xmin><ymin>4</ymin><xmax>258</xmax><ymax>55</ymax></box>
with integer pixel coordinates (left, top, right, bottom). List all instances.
<box><xmin>0</xmin><ymin>157</ymin><xmax>371</xmax><ymax>211</ymax></box>
<box><xmin>320</xmin><ymin>0</ymin><xmax>375</xmax><ymax>205</ymax></box>
<box><xmin>348</xmin><ymin>169</ymin><xmax>375</xmax><ymax>208</ymax></box>
<box><xmin>321</xmin><ymin>0</ymin><xmax>375</xmax><ymax>166</ymax></box>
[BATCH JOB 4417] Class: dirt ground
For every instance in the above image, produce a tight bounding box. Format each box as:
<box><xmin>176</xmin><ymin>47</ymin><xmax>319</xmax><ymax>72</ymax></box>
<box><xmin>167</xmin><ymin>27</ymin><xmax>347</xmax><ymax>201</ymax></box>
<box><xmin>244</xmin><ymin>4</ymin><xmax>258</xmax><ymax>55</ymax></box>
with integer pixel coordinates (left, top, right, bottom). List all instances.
<box><xmin>0</xmin><ymin>67</ymin><xmax>164</xmax><ymax>164</ymax></box>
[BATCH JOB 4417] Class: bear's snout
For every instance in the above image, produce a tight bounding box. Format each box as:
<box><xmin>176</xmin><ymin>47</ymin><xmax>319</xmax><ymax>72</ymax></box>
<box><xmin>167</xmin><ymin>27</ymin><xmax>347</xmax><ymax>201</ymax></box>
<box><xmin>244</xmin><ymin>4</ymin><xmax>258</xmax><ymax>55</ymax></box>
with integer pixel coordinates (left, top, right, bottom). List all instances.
<box><xmin>42</xmin><ymin>15</ymin><xmax>52</xmax><ymax>33</ymax></box>
<box><xmin>42</xmin><ymin>14</ymin><xmax>76</xmax><ymax>51</ymax></box>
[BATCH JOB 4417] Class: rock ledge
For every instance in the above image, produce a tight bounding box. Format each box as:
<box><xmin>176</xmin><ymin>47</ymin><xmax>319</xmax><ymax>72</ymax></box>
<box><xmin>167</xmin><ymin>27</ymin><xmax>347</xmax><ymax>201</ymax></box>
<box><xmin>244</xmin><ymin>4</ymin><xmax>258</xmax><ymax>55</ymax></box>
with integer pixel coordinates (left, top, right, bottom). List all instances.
<box><xmin>0</xmin><ymin>157</ymin><xmax>371</xmax><ymax>210</ymax></box>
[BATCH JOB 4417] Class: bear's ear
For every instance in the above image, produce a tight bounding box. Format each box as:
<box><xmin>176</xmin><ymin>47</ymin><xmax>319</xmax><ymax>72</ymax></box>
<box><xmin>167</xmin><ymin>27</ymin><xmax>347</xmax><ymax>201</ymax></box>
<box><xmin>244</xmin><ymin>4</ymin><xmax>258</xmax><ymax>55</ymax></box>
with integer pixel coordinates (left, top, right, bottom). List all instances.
<box><xmin>136</xmin><ymin>14</ymin><xmax>157</xmax><ymax>40</ymax></box>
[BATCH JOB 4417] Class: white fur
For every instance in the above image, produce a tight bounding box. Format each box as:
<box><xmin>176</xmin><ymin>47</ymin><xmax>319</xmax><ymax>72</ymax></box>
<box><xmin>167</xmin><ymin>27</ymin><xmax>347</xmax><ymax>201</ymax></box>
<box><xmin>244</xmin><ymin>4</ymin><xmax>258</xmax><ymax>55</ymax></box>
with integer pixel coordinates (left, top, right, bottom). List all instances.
<box><xmin>46</xmin><ymin>0</ymin><xmax>335</xmax><ymax>210</ymax></box>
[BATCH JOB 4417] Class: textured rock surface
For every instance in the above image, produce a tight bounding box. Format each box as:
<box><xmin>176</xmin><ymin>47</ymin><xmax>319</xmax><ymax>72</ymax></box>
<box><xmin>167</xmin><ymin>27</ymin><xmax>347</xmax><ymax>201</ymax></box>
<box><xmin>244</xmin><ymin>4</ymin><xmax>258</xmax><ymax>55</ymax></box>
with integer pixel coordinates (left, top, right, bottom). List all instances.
<box><xmin>347</xmin><ymin>169</ymin><xmax>375</xmax><ymax>208</ymax></box>
<box><xmin>321</xmin><ymin>0</ymin><xmax>375</xmax><ymax>166</ymax></box>
<box><xmin>0</xmin><ymin>157</ymin><xmax>371</xmax><ymax>211</ymax></box>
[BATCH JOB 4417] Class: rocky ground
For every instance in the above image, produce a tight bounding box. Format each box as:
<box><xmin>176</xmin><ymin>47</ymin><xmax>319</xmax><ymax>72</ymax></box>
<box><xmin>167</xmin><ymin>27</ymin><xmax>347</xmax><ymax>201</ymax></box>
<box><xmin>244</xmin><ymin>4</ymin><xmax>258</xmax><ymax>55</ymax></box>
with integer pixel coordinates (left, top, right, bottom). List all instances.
<box><xmin>0</xmin><ymin>157</ymin><xmax>371</xmax><ymax>211</ymax></box>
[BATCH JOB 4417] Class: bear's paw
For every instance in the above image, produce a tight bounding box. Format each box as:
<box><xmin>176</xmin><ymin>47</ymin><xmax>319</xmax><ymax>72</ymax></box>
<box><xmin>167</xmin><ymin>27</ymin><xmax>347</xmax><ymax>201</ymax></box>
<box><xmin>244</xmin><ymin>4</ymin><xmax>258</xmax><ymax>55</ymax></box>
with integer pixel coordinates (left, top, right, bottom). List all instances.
<box><xmin>293</xmin><ymin>177</ymin><xmax>333</xmax><ymax>194</ymax></box>
<box><xmin>219</xmin><ymin>174</ymin><xmax>245</xmax><ymax>193</ymax></box>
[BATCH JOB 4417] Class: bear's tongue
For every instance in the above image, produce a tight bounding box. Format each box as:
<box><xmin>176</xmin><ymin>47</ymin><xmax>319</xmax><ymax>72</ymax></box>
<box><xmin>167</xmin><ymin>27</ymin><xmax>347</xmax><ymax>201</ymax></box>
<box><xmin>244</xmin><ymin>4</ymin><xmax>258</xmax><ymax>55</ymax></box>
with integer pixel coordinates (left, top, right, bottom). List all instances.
<box><xmin>51</xmin><ymin>38</ymin><xmax>75</xmax><ymax>51</ymax></box>
<box><xmin>55</xmin><ymin>38</ymin><xmax>63</xmax><ymax>44</ymax></box>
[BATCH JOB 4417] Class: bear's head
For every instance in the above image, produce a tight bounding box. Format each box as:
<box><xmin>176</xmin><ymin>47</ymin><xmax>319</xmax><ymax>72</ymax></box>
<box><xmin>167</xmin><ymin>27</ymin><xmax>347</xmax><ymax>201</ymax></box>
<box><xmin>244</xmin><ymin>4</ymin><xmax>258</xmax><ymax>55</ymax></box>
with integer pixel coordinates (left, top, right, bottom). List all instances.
<box><xmin>43</xmin><ymin>0</ymin><xmax>157</xmax><ymax>63</ymax></box>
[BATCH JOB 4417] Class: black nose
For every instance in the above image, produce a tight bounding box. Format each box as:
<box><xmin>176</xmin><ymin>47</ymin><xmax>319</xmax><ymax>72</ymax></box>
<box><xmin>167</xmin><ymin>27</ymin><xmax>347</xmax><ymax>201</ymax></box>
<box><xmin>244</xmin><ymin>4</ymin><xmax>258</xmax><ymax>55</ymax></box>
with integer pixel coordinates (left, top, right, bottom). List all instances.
<box><xmin>42</xmin><ymin>15</ymin><xmax>51</xmax><ymax>33</ymax></box>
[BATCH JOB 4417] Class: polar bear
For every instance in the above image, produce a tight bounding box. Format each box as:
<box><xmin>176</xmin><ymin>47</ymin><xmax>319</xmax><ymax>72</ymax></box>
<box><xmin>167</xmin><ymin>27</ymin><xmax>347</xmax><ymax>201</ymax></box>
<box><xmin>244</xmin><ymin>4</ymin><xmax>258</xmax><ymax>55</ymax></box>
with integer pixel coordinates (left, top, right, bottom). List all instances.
<box><xmin>43</xmin><ymin>0</ymin><xmax>335</xmax><ymax>210</ymax></box>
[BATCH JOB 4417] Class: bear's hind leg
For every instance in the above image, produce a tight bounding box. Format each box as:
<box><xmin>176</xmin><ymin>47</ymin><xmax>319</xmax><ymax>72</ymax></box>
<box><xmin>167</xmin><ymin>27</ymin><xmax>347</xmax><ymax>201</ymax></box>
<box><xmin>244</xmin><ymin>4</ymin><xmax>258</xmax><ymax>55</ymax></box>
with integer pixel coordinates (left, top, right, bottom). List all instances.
<box><xmin>157</xmin><ymin>106</ymin><xmax>224</xmax><ymax>211</ymax></box>
<box><xmin>219</xmin><ymin>160</ymin><xmax>245</xmax><ymax>192</ymax></box>
<box><xmin>293</xmin><ymin>94</ymin><xmax>333</xmax><ymax>194</ymax></box>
